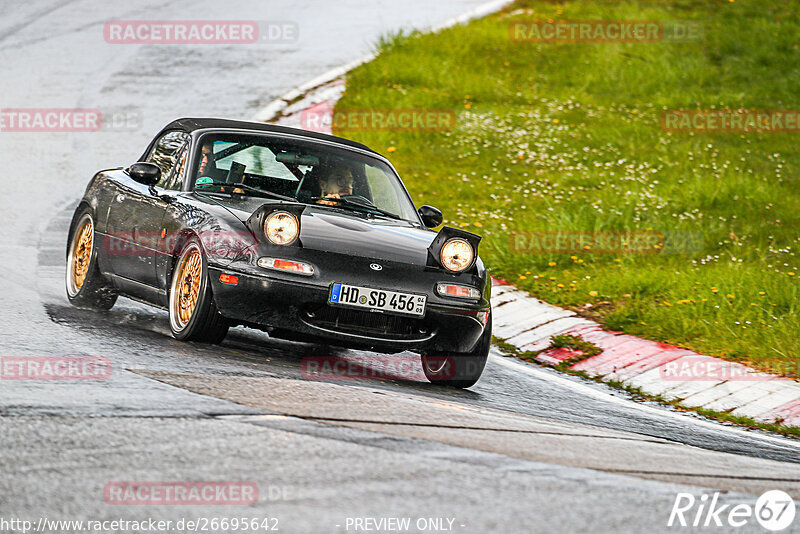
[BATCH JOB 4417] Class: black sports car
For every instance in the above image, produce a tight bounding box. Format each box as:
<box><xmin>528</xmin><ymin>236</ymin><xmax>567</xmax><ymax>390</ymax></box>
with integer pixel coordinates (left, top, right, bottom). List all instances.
<box><xmin>66</xmin><ymin>118</ymin><xmax>491</xmax><ymax>387</ymax></box>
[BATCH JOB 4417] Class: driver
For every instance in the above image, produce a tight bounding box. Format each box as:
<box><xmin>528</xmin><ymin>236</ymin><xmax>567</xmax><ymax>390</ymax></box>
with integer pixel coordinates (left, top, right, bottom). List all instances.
<box><xmin>318</xmin><ymin>165</ymin><xmax>354</xmax><ymax>203</ymax></box>
<box><xmin>197</xmin><ymin>143</ymin><xmax>216</xmax><ymax>178</ymax></box>
<box><xmin>195</xmin><ymin>142</ymin><xmax>243</xmax><ymax>193</ymax></box>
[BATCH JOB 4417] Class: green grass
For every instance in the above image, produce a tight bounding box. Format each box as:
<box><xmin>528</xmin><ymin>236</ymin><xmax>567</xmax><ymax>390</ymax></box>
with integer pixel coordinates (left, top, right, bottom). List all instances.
<box><xmin>335</xmin><ymin>0</ymin><xmax>800</xmax><ymax>378</ymax></box>
<box><xmin>549</xmin><ymin>334</ymin><xmax>602</xmax><ymax>358</ymax></box>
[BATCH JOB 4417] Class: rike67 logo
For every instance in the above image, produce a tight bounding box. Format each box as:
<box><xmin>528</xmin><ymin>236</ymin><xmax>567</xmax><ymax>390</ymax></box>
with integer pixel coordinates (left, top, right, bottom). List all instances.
<box><xmin>668</xmin><ymin>490</ymin><xmax>795</xmax><ymax>531</ymax></box>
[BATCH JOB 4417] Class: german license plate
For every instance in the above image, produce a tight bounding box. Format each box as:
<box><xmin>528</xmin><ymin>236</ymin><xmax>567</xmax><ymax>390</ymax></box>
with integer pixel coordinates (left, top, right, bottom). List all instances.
<box><xmin>329</xmin><ymin>283</ymin><xmax>426</xmax><ymax>317</ymax></box>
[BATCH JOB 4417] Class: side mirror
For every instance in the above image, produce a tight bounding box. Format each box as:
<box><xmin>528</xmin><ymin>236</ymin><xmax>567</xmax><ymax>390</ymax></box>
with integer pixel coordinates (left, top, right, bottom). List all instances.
<box><xmin>418</xmin><ymin>205</ymin><xmax>443</xmax><ymax>228</ymax></box>
<box><xmin>127</xmin><ymin>162</ymin><xmax>160</xmax><ymax>186</ymax></box>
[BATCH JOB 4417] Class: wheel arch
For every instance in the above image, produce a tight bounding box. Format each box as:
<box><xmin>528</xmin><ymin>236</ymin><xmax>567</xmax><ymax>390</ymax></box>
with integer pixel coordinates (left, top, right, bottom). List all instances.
<box><xmin>66</xmin><ymin>201</ymin><xmax>94</xmax><ymax>259</ymax></box>
<box><xmin>165</xmin><ymin>229</ymin><xmax>203</xmax><ymax>297</ymax></box>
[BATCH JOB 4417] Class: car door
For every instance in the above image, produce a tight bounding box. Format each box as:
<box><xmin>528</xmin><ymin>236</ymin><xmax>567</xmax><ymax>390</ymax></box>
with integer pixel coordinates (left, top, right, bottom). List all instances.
<box><xmin>105</xmin><ymin>131</ymin><xmax>190</xmax><ymax>288</ymax></box>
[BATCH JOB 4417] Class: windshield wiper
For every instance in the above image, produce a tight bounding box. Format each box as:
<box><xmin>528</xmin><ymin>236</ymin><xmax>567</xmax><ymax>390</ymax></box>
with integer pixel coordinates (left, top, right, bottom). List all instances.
<box><xmin>196</xmin><ymin>182</ymin><xmax>294</xmax><ymax>201</ymax></box>
<box><xmin>308</xmin><ymin>196</ymin><xmax>402</xmax><ymax>220</ymax></box>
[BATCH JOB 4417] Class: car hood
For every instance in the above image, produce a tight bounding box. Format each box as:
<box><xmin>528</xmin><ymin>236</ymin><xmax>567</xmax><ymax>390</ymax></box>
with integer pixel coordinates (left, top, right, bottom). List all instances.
<box><xmin>206</xmin><ymin>196</ymin><xmax>438</xmax><ymax>265</ymax></box>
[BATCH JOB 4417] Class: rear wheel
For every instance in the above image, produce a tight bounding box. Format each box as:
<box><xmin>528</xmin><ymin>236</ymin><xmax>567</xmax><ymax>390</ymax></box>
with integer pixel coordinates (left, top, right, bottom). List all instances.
<box><xmin>421</xmin><ymin>314</ymin><xmax>491</xmax><ymax>389</ymax></box>
<box><xmin>168</xmin><ymin>238</ymin><xmax>229</xmax><ymax>343</ymax></box>
<box><xmin>66</xmin><ymin>209</ymin><xmax>117</xmax><ymax>310</ymax></box>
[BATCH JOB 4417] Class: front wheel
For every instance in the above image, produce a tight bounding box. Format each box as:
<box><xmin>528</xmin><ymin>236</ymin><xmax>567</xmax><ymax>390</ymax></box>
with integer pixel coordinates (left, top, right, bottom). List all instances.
<box><xmin>66</xmin><ymin>208</ymin><xmax>117</xmax><ymax>310</ymax></box>
<box><xmin>168</xmin><ymin>238</ymin><xmax>229</xmax><ymax>344</ymax></box>
<box><xmin>421</xmin><ymin>314</ymin><xmax>491</xmax><ymax>389</ymax></box>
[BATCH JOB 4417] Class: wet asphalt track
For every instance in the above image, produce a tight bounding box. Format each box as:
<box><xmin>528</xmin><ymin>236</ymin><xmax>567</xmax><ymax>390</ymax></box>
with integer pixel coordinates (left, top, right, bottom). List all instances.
<box><xmin>32</xmin><ymin>207</ymin><xmax>800</xmax><ymax>465</ymax></box>
<box><xmin>2</xmin><ymin>1</ymin><xmax>800</xmax><ymax>532</ymax></box>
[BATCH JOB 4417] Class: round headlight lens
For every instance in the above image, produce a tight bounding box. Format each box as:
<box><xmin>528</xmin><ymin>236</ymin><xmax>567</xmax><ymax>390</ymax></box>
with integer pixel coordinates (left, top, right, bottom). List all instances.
<box><xmin>264</xmin><ymin>211</ymin><xmax>299</xmax><ymax>245</ymax></box>
<box><xmin>440</xmin><ymin>238</ymin><xmax>474</xmax><ymax>272</ymax></box>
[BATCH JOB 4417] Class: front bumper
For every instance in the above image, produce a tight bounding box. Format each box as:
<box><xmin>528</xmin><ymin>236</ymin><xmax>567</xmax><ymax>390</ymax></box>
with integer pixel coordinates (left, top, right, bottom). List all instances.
<box><xmin>208</xmin><ymin>266</ymin><xmax>489</xmax><ymax>353</ymax></box>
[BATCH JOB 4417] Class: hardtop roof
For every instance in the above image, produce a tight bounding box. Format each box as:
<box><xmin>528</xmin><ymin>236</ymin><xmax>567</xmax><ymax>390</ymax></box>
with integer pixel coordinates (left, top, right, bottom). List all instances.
<box><xmin>159</xmin><ymin>117</ymin><xmax>378</xmax><ymax>155</ymax></box>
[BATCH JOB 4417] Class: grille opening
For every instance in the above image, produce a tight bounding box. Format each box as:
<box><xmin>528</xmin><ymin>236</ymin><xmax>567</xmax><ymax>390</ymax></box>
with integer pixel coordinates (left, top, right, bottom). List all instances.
<box><xmin>305</xmin><ymin>305</ymin><xmax>430</xmax><ymax>338</ymax></box>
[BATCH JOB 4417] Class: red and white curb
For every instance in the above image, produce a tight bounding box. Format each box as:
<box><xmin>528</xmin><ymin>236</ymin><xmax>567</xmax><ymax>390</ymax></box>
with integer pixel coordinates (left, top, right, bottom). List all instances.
<box><xmin>491</xmin><ymin>279</ymin><xmax>800</xmax><ymax>428</ymax></box>
<box><xmin>250</xmin><ymin>1</ymin><xmax>800</xmax><ymax>431</ymax></box>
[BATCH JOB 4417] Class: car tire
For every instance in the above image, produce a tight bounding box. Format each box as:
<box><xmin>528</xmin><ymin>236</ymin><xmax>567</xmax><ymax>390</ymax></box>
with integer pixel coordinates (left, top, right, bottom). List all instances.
<box><xmin>421</xmin><ymin>314</ymin><xmax>491</xmax><ymax>389</ymax></box>
<box><xmin>168</xmin><ymin>238</ymin><xmax>229</xmax><ymax>344</ymax></box>
<box><xmin>66</xmin><ymin>208</ymin><xmax>118</xmax><ymax>310</ymax></box>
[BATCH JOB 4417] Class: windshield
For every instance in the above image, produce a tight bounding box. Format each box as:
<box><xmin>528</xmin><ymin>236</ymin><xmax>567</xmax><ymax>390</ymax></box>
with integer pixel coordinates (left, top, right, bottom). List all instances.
<box><xmin>192</xmin><ymin>132</ymin><xmax>420</xmax><ymax>222</ymax></box>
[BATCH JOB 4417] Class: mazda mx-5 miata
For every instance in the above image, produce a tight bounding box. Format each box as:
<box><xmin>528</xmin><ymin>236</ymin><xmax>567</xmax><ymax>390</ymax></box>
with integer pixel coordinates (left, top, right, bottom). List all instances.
<box><xmin>66</xmin><ymin>118</ymin><xmax>491</xmax><ymax>387</ymax></box>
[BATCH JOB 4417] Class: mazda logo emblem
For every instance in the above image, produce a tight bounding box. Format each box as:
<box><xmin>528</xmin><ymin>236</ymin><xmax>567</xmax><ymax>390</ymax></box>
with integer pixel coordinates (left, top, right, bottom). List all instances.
<box><xmin>370</xmin><ymin>263</ymin><xmax>383</xmax><ymax>271</ymax></box>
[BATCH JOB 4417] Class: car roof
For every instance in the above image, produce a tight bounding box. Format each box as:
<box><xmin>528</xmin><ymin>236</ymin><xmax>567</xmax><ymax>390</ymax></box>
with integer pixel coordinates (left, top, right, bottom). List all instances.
<box><xmin>159</xmin><ymin>117</ymin><xmax>378</xmax><ymax>155</ymax></box>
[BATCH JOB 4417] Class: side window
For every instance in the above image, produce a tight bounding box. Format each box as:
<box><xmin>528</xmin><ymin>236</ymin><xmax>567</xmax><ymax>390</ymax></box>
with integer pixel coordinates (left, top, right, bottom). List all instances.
<box><xmin>164</xmin><ymin>145</ymin><xmax>188</xmax><ymax>191</ymax></box>
<box><xmin>146</xmin><ymin>131</ymin><xmax>190</xmax><ymax>189</ymax></box>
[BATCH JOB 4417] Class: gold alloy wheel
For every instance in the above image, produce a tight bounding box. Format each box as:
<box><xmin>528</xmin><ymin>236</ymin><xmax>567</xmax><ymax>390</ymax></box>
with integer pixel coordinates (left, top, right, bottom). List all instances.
<box><xmin>70</xmin><ymin>219</ymin><xmax>93</xmax><ymax>293</ymax></box>
<box><xmin>173</xmin><ymin>246</ymin><xmax>203</xmax><ymax>328</ymax></box>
